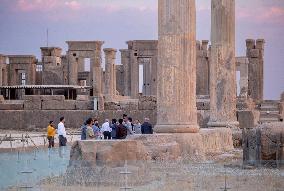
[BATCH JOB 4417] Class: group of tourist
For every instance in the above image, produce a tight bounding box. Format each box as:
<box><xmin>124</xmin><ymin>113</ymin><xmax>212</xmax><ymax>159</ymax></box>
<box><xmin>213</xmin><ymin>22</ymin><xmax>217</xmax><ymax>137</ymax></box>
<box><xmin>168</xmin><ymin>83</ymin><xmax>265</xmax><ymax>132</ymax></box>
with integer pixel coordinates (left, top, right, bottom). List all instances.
<box><xmin>46</xmin><ymin>114</ymin><xmax>153</xmax><ymax>148</ymax></box>
<box><xmin>80</xmin><ymin>114</ymin><xmax>153</xmax><ymax>140</ymax></box>
<box><xmin>46</xmin><ymin>117</ymin><xmax>67</xmax><ymax>148</ymax></box>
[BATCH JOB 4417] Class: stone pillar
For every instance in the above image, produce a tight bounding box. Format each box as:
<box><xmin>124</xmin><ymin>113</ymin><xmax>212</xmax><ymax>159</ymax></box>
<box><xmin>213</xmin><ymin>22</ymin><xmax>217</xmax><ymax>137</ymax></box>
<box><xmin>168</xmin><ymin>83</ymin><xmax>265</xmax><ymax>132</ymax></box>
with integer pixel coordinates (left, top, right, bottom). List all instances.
<box><xmin>93</xmin><ymin>44</ymin><xmax>104</xmax><ymax>110</ymax></box>
<box><xmin>196</xmin><ymin>40</ymin><xmax>210</xmax><ymax>95</ymax></box>
<box><xmin>246</xmin><ymin>39</ymin><xmax>264</xmax><ymax>102</ymax></box>
<box><xmin>120</xmin><ymin>49</ymin><xmax>131</xmax><ymax>96</ymax></box>
<box><xmin>68</xmin><ymin>52</ymin><xmax>78</xmax><ymax>85</ymax></box>
<box><xmin>208</xmin><ymin>0</ymin><xmax>239</xmax><ymax>128</ymax></box>
<box><xmin>113</xmin><ymin>62</ymin><xmax>117</xmax><ymax>96</ymax></box>
<box><xmin>129</xmin><ymin>48</ymin><xmax>139</xmax><ymax>99</ymax></box>
<box><xmin>155</xmin><ymin>0</ymin><xmax>199</xmax><ymax>133</ymax></box>
<box><xmin>103</xmin><ymin>48</ymin><xmax>117</xmax><ymax>100</ymax></box>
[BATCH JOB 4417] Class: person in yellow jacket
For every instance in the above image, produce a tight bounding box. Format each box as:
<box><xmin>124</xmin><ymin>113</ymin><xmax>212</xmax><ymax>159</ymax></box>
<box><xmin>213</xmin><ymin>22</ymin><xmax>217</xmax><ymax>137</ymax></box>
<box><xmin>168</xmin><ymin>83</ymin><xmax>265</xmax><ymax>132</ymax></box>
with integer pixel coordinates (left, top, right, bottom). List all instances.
<box><xmin>47</xmin><ymin>121</ymin><xmax>56</xmax><ymax>148</ymax></box>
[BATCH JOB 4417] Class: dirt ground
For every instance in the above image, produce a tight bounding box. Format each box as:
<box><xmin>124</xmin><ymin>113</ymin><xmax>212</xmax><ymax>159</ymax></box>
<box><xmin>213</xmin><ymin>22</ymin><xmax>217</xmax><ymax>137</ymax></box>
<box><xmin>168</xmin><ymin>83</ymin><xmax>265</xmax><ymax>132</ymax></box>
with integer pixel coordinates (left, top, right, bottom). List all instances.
<box><xmin>7</xmin><ymin>149</ymin><xmax>283</xmax><ymax>191</ymax></box>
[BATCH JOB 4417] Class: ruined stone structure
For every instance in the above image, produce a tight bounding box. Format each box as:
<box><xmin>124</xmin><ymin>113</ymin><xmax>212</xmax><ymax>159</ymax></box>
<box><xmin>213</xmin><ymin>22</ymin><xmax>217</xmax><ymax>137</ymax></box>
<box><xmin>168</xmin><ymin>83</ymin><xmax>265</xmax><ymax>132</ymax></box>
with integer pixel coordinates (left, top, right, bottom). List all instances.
<box><xmin>103</xmin><ymin>48</ymin><xmax>117</xmax><ymax>101</ymax></box>
<box><xmin>208</xmin><ymin>0</ymin><xmax>239</xmax><ymax>128</ymax></box>
<box><xmin>41</xmin><ymin>47</ymin><xmax>66</xmax><ymax>85</ymax></box>
<box><xmin>246</xmin><ymin>39</ymin><xmax>265</xmax><ymax>102</ymax></box>
<box><xmin>196</xmin><ymin>40</ymin><xmax>210</xmax><ymax>96</ymax></box>
<box><xmin>0</xmin><ymin>0</ymin><xmax>281</xmax><ymax>133</ymax></box>
<box><xmin>243</xmin><ymin>122</ymin><xmax>284</xmax><ymax>167</ymax></box>
<box><xmin>66</xmin><ymin>41</ymin><xmax>104</xmax><ymax>109</ymax></box>
<box><xmin>236</xmin><ymin>57</ymin><xmax>249</xmax><ymax>98</ymax></box>
<box><xmin>120</xmin><ymin>40</ymin><xmax>158</xmax><ymax>98</ymax></box>
<box><xmin>0</xmin><ymin>55</ymin><xmax>8</xmax><ymax>87</ymax></box>
<box><xmin>155</xmin><ymin>0</ymin><xmax>199</xmax><ymax>133</ymax></box>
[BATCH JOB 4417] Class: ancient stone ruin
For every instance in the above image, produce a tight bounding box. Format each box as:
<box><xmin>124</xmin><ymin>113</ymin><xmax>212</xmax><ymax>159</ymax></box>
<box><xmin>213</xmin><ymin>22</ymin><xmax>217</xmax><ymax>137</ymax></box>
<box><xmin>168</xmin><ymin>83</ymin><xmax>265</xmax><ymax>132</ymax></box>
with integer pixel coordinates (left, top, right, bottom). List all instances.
<box><xmin>0</xmin><ymin>0</ymin><xmax>283</xmax><ymax>182</ymax></box>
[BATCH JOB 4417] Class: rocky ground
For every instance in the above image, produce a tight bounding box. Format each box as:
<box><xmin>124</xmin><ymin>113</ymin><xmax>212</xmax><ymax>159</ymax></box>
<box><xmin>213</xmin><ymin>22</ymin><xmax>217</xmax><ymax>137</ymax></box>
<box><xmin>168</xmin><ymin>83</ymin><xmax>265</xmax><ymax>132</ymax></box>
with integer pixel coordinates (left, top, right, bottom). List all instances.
<box><xmin>5</xmin><ymin>148</ymin><xmax>282</xmax><ymax>191</ymax></box>
<box><xmin>28</xmin><ymin>151</ymin><xmax>284</xmax><ymax>191</ymax></box>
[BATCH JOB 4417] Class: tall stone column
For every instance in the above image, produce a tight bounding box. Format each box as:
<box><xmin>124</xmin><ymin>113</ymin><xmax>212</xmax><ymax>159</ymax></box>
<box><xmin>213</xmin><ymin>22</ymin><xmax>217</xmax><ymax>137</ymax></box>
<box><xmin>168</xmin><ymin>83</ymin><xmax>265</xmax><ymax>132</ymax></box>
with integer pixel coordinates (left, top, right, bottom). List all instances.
<box><xmin>155</xmin><ymin>0</ymin><xmax>199</xmax><ymax>133</ymax></box>
<box><xmin>246</xmin><ymin>39</ymin><xmax>265</xmax><ymax>102</ymax></box>
<box><xmin>120</xmin><ymin>49</ymin><xmax>131</xmax><ymax>96</ymax></box>
<box><xmin>112</xmin><ymin>62</ymin><xmax>117</xmax><ymax>96</ymax></box>
<box><xmin>104</xmin><ymin>48</ymin><xmax>117</xmax><ymax>101</ymax></box>
<box><xmin>208</xmin><ymin>0</ymin><xmax>239</xmax><ymax>128</ymax></box>
<box><xmin>93</xmin><ymin>42</ymin><xmax>104</xmax><ymax>110</ymax></box>
<box><xmin>68</xmin><ymin>52</ymin><xmax>78</xmax><ymax>85</ymax></box>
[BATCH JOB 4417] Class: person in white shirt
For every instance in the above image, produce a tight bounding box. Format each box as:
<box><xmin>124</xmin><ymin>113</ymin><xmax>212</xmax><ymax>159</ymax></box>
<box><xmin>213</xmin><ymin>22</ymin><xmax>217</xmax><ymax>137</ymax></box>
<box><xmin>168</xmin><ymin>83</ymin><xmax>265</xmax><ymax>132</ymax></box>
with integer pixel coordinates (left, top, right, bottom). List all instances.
<box><xmin>101</xmin><ymin>119</ymin><xmax>112</xmax><ymax>140</ymax></box>
<box><xmin>57</xmin><ymin>117</ymin><xmax>67</xmax><ymax>146</ymax></box>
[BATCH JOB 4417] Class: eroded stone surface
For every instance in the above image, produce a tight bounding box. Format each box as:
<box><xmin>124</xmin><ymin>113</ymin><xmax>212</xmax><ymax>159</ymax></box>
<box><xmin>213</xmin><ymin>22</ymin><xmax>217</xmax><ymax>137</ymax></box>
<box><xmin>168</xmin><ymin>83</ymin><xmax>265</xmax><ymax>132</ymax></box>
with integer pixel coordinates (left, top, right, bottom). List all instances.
<box><xmin>243</xmin><ymin>122</ymin><xmax>284</xmax><ymax>166</ymax></box>
<box><xmin>155</xmin><ymin>0</ymin><xmax>199</xmax><ymax>133</ymax></box>
<box><xmin>208</xmin><ymin>0</ymin><xmax>238</xmax><ymax>128</ymax></box>
<box><xmin>69</xmin><ymin>128</ymin><xmax>233</xmax><ymax>167</ymax></box>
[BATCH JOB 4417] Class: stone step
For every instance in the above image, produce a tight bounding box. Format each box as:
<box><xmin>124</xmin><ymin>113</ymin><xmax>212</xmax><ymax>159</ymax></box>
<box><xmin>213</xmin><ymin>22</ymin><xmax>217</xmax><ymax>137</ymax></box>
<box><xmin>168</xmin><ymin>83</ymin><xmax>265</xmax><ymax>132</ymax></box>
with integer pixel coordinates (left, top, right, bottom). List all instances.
<box><xmin>260</xmin><ymin>103</ymin><xmax>279</xmax><ymax>108</ymax></box>
<box><xmin>259</xmin><ymin>118</ymin><xmax>280</xmax><ymax>123</ymax></box>
<box><xmin>260</xmin><ymin>110</ymin><xmax>280</xmax><ymax>115</ymax></box>
<box><xmin>260</xmin><ymin>114</ymin><xmax>281</xmax><ymax>120</ymax></box>
<box><xmin>260</xmin><ymin>106</ymin><xmax>279</xmax><ymax>111</ymax></box>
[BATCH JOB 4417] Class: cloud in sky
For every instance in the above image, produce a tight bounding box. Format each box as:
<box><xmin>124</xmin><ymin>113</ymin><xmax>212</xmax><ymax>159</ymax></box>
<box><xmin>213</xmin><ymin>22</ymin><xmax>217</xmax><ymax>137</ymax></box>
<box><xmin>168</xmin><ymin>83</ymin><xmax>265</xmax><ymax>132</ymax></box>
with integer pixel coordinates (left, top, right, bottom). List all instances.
<box><xmin>0</xmin><ymin>0</ymin><xmax>283</xmax><ymax>99</ymax></box>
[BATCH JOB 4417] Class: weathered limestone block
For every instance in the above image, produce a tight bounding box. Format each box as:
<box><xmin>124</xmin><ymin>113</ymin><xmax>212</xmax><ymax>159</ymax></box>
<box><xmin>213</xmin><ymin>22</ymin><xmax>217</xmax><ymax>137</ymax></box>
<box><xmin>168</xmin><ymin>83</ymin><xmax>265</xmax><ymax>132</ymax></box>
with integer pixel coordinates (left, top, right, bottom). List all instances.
<box><xmin>138</xmin><ymin>96</ymin><xmax>157</xmax><ymax>110</ymax></box>
<box><xmin>237</xmin><ymin>98</ymin><xmax>255</xmax><ymax>110</ymax></box>
<box><xmin>70</xmin><ymin>140</ymin><xmax>148</xmax><ymax>167</ymax></box>
<box><xmin>0</xmin><ymin>95</ymin><xmax>4</xmax><ymax>103</ymax></box>
<box><xmin>280</xmin><ymin>102</ymin><xmax>284</xmax><ymax>121</ymax></box>
<box><xmin>0</xmin><ymin>103</ymin><xmax>24</xmax><ymax>110</ymax></box>
<box><xmin>196</xmin><ymin>100</ymin><xmax>210</xmax><ymax>110</ymax></box>
<box><xmin>197</xmin><ymin>110</ymin><xmax>210</xmax><ymax>128</ymax></box>
<box><xmin>243</xmin><ymin>123</ymin><xmax>284</xmax><ymax>166</ymax></box>
<box><xmin>23</xmin><ymin>96</ymin><xmax>42</xmax><ymax>110</ymax></box>
<box><xmin>248</xmin><ymin>49</ymin><xmax>260</xmax><ymax>58</ymax></box>
<box><xmin>237</xmin><ymin>110</ymin><xmax>260</xmax><ymax>129</ymax></box>
<box><xmin>200</xmin><ymin>128</ymin><xmax>233</xmax><ymax>153</ymax></box>
<box><xmin>281</xmin><ymin>92</ymin><xmax>284</xmax><ymax>101</ymax></box>
<box><xmin>76</xmin><ymin>95</ymin><xmax>90</xmax><ymax>101</ymax></box>
<box><xmin>69</xmin><ymin>129</ymin><xmax>233</xmax><ymax>169</ymax></box>
<box><xmin>242</xmin><ymin>128</ymin><xmax>261</xmax><ymax>166</ymax></box>
<box><xmin>232</xmin><ymin>130</ymin><xmax>242</xmax><ymax>148</ymax></box>
<box><xmin>104</xmin><ymin>102</ymin><xmax>120</xmax><ymax>110</ymax></box>
<box><xmin>42</xmin><ymin>100</ymin><xmax>76</xmax><ymax>110</ymax></box>
<box><xmin>40</xmin><ymin>95</ymin><xmax>65</xmax><ymax>101</ymax></box>
<box><xmin>260</xmin><ymin>123</ymin><xmax>284</xmax><ymax>161</ymax></box>
<box><xmin>75</xmin><ymin>101</ymin><xmax>93</xmax><ymax>110</ymax></box>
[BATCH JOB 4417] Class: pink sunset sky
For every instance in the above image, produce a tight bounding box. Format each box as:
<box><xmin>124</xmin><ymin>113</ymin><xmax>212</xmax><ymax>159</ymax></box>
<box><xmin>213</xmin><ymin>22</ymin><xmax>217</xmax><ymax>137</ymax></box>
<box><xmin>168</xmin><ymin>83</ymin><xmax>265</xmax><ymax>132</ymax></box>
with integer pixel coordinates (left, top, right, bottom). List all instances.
<box><xmin>0</xmin><ymin>0</ymin><xmax>283</xmax><ymax>99</ymax></box>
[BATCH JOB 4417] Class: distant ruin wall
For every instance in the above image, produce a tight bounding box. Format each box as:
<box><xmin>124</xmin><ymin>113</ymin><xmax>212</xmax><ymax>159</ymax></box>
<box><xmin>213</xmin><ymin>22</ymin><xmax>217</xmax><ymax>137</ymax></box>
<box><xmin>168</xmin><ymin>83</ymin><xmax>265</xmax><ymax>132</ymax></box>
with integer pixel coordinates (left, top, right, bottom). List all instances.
<box><xmin>0</xmin><ymin>110</ymin><xmax>157</xmax><ymax>130</ymax></box>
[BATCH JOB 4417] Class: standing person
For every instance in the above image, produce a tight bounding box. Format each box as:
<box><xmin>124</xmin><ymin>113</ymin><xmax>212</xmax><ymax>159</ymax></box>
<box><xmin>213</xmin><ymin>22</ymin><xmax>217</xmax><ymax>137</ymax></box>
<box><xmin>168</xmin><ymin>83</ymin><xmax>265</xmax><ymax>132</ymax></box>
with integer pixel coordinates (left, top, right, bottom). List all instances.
<box><xmin>123</xmin><ymin>117</ymin><xmax>134</xmax><ymax>136</ymax></box>
<box><xmin>101</xmin><ymin>119</ymin><xmax>112</xmax><ymax>140</ymax></box>
<box><xmin>123</xmin><ymin>114</ymin><xmax>128</xmax><ymax>120</ymax></box>
<box><xmin>80</xmin><ymin>121</ymin><xmax>87</xmax><ymax>140</ymax></box>
<box><xmin>92</xmin><ymin>119</ymin><xmax>101</xmax><ymax>140</ymax></box>
<box><xmin>116</xmin><ymin>119</ymin><xmax>127</xmax><ymax>139</ymax></box>
<box><xmin>47</xmin><ymin>121</ymin><xmax>56</xmax><ymax>148</ymax></box>
<box><xmin>128</xmin><ymin>117</ymin><xmax>134</xmax><ymax>131</ymax></box>
<box><xmin>133</xmin><ymin>120</ymin><xmax>142</xmax><ymax>134</ymax></box>
<box><xmin>141</xmin><ymin>118</ymin><xmax>153</xmax><ymax>134</ymax></box>
<box><xmin>86</xmin><ymin>118</ymin><xmax>95</xmax><ymax>140</ymax></box>
<box><xmin>57</xmin><ymin>117</ymin><xmax>67</xmax><ymax>147</ymax></box>
<box><xmin>111</xmin><ymin>119</ymin><xmax>117</xmax><ymax>139</ymax></box>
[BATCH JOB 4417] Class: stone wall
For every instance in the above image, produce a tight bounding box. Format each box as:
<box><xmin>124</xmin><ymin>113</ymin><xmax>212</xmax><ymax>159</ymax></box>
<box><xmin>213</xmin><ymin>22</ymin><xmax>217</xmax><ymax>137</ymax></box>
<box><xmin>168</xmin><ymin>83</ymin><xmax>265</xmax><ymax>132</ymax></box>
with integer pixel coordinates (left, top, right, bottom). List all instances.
<box><xmin>237</xmin><ymin>110</ymin><xmax>260</xmax><ymax>129</ymax></box>
<box><xmin>0</xmin><ymin>110</ymin><xmax>157</xmax><ymax>130</ymax></box>
<box><xmin>69</xmin><ymin>128</ymin><xmax>233</xmax><ymax>167</ymax></box>
<box><xmin>243</xmin><ymin>122</ymin><xmax>284</xmax><ymax>166</ymax></box>
<box><xmin>0</xmin><ymin>95</ymin><xmax>213</xmax><ymax>129</ymax></box>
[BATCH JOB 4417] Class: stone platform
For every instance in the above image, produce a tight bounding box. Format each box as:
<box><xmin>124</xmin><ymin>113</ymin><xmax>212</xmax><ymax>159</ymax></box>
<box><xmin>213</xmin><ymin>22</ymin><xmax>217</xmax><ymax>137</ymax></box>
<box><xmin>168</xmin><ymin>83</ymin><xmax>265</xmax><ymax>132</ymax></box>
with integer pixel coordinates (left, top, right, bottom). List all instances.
<box><xmin>69</xmin><ymin>128</ymin><xmax>233</xmax><ymax>167</ymax></box>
